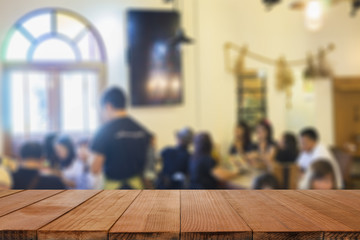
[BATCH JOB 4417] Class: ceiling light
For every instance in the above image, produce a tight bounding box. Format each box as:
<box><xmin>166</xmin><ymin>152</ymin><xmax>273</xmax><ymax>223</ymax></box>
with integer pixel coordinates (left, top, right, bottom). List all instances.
<box><xmin>305</xmin><ymin>0</ymin><xmax>324</xmax><ymax>31</ymax></box>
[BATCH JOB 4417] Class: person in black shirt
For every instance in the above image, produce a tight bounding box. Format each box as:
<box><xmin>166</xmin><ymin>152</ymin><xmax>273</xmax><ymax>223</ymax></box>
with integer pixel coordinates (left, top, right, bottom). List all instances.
<box><xmin>91</xmin><ymin>87</ymin><xmax>151</xmax><ymax>189</ymax></box>
<box><xmin>157</xmin><ymin>127</ymin><xmax>193</xmax><ymax>189</ymax></box>
<box><xmin>189</xmin><ymin>132</ymin><xmax>218</xmax><ymax>189</ymax></box>
<box><xmin>12</xmin><ymin>142</ymin><xmax>66</xmax><ymax>189</ymax></box>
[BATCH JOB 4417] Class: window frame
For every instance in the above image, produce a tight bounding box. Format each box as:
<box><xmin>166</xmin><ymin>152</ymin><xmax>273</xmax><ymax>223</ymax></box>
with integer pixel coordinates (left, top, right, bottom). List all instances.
<box><xmin>1</xmin><ymin>8</ymin><xmax>107</xmax><ymax>157</ymax></box>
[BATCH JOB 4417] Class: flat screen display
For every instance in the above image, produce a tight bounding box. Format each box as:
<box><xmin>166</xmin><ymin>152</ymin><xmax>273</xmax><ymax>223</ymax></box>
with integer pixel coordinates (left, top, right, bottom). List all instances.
<box><xmin>127</xmin><ymin>10</ymin><xmax>183</xmax><ymax>107</ymax></box>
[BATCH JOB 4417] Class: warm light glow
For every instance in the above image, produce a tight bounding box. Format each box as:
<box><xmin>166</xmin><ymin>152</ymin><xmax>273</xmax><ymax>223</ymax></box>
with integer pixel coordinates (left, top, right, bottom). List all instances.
<box><xmin>146</xmin><ymin>72</ymin><xmax>169</xmax><ymax>101</ymax></box>
<box><xmin>305</xmin><ymin>0</ymin><xmax>323</xmax><ymax>31</ymax></box>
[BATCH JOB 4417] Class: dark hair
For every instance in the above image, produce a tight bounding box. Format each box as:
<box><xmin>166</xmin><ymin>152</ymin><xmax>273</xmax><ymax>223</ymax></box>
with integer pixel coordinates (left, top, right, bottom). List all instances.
<box><xmin>20</xmin><ymin>142</ymin><xmax>43</xmax><ymax>160</ymax></box>
<box><xmin>237</xmin><ymin>121</ymin><xmax>252</xmax><ymax>149</ymax></box>
<box><xmin>56</xmin><ymin>136</ymin><xmax>76</xmax><ymax>169</ymax></box>
<box><xmin>300</xmin><ymin>127</ymin><xmax>319</xmax><ymax>141</ymax></box>
<box><xmin>101</xmin><ymin>87</ymin><xmax>127</xmax><ymax>110</ymax></box>
<box><xmin>257</xmin><ymin>119</ymin><xmax>274</xmax><ymax>144</ymax></box>
<box><xmin>194</xmin><ymin>132</ymin><xmax>213</xmax><ymax>157</ymax></box>
<box><xmin>276</xmin><ymin>132</ymin><xmax>299</xmax><ymax>163</ymax></box>
<box><xmin>77</xmin><ymin>138</ymin><xmax>90</xmax><ymax>146</ymax></box>
<box><xmin>43</xmin><ymin>133</ymin><xmax>59</xmax><ymax>168</ymax></box>
<box><xmin>310</xmin><ymin>159</ymin><xmax>336</xmax><ymax>188</ymax></box>
<box><xmin>283</xmin><ymin>132</ymin><xmax>298</xmax><ymax>154</ymax></box>
<box><xmin>253</xmin><ymin>173</ymin><xmax>279</xmax><ymax>189</ymax></box>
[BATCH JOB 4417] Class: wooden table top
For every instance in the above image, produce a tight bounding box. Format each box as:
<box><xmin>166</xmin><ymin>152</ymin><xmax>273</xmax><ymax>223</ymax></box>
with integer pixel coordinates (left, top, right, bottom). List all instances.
<box><xmin>0</xmin><ymin>190</ymin><xmax>359</xmax><ymax>240</ymax></box>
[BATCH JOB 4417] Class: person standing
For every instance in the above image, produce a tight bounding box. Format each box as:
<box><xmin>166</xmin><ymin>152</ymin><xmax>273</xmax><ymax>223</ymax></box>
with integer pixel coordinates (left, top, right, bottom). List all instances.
<box><xmin>90</xmin><ymin>87</ymin><xmax>152</xmax><ymax>189</ymax></box>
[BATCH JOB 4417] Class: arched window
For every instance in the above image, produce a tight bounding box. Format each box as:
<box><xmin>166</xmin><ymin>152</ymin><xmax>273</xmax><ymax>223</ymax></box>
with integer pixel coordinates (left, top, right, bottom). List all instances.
<box><xmin>1</xmin><ymin>8</ymin><xmax>107</xmax><ymax>153</ymax></box>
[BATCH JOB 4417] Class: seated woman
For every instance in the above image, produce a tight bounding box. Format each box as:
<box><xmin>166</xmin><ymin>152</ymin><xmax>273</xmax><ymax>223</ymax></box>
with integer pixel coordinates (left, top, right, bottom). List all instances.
<box><xmin>43</xmin><ymin>133</ymin><xmax>60</xmax><ymax>171</ymax></box>
<box><xmin>189</xmin><ymin>132</ymin><xmax>218</xmax><ymax>189</ymax></box>
<box><xmin>276</xmin><ymin>132</ymin><xmax>299</xmax><ymax>164</ymax></box>
<box><xmin>228</xmin><ymin>121</ymin><xmax>254</xmax><ymax>170</ymax></box>
<box><xmin>248</xmin><ymin>120</ymin><xmax>277</xmax><ymax>171</ymax></box>
<box><xmin>54</xmin><ymin>136</ymin><xmax>83</xmax><ymax>189</ymax></box>
<box><xmin>308</xmin><ymin>159</ymin><xmax>337</xmax><ymax>190</ymax></box>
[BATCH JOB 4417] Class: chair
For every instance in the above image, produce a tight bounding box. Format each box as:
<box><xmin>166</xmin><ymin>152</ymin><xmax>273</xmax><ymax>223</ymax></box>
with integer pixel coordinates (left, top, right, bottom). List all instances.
<box><xmin>330</xmin><ymin>147</ymin><xmax>353</xmax><ymax>189</ymax></box>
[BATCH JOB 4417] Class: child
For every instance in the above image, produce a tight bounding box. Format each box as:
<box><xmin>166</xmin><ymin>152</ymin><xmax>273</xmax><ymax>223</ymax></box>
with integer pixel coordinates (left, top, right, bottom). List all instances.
<box><xmin>252</xmin><ymin>173</ymin><xmax>279</xmax><ymax>189</ymax></box>
<box><xmin>309</xmin><ymin>159</ymin><xmax>336</xmax><ymax>190</ymax></box>
<box><xmin>12</xmin><ymin>142</ymin><xmax>65</xmax><ymax>189</ymax></box>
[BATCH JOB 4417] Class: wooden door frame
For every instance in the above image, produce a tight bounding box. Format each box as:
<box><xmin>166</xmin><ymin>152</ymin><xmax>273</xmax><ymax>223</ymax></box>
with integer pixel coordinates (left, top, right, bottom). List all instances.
<box><xmin>333</xmin><ymin>76</ymin><xmax>360</xmax><ymax>149</ymax></box>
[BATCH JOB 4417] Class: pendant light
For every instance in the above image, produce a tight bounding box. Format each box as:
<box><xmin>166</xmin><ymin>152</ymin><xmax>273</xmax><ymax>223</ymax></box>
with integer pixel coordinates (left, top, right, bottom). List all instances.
<box><xmin>305</xmin><ymin>0</ymin><xmax>324</xmax><ymax>31</ymax></box>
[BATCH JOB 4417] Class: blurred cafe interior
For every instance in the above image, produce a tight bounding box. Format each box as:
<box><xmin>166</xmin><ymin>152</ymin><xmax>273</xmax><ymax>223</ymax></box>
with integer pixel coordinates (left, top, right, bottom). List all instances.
<box><xmin>0</xmin><ymin>0</ymin><xmax>360</xmax><ymax>191</ymax></box>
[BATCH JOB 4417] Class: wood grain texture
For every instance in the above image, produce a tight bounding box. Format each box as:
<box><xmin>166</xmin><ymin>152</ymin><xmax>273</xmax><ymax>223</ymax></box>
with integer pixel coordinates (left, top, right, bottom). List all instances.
<box><xmin>181</xmin><ymin>190</ymin><xmax>251</xmax><ymax>240</ymax></box>
<box><xmin>38</xmin><ymin>190</ymin><xmax>140</xmax><ymax>240</ymax></box>
<box><xmin>301</xmin><ymin>190</ymin><xmax>360</xmax><ymax>211</ymax></box>
<box><xmin>0</xmin><ymin>190</ymin><xmax>358</xmax><ymax>240</ymax></box>
<box><xmin>109</xmin><ymin>190</ymin><xmax>180</xmax><ymax>240</ymax></box>
<box><xmin>262</xmin><ymin>190</ymin><xmax>356</xmax><ymax>239</ymax></box>
<box><xmin>295</xmin><ymin>190</ymin><xmax>360</xmax><ymax>239</ymax></box>
<box><xmin>0</xmin><ymin>190</ymin><xmax>62</xmax><ymax>218</ymax></box>
<box><xmin>224</xmin><ymin>190</ymin><xmax>322</xmax><ymax>240</ymax></box>
<box><xmin>0</xmin><ymin>190</ymin><xmax>22</xmax><ymax>198</ymax></box>
<box><xmin>0</xmin><ymin>190</ymin><xmax>100</xmax><ymax>240</ymax></box>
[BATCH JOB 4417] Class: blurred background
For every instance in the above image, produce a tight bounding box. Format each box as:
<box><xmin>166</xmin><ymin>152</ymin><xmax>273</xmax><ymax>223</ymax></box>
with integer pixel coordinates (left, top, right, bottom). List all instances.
<box><xmin>0</xmin><ymin>0</ymin><xmax>360</xmax><ymax>190</ymax></box>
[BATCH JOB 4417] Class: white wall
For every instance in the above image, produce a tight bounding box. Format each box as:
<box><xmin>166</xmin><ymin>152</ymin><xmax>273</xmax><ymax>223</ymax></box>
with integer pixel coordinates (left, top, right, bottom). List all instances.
<box><xmin>195</xmin><ymin>0</ymin><xmax>360</xmax><ymax>149</ymax></box>
<box><xmin>1</xmin><ymin>0</ymin><xmax>360</xmax><ymax>155</ymax></box>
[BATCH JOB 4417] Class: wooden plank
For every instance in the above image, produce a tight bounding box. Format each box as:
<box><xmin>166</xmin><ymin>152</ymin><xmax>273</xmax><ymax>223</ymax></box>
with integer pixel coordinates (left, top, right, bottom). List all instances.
<box><xmin>296</xmin><ymin>190</ymin><xmax>360</xmax><ymax>239</ymax></box>
<box><xmin>261</xmin><ymin>190</ymin><xmax>357</xmax><ymax>239</ymax></box>
<box><xmin>38</xmin><ymin>190</ymin><xmax>141</xmax><ymax>240</ymax></box>
<box><xmin>301</xmin><ymin>190</ymin><xmax>360</xmax><ymax>211</ymax></box>
<box><xmin>0</xmin><ymin>190</ymin><xmax>100</xmax><ymax>240</ymax></box>
<box><xmin>0</xmin><ymin>190</ymin><xmax>22</xmax><ymax>198</ymax></box>
<box><xmin>109</xmin><ymin>190</ymin><xmax>180</xmax><ymax>240</ymax></box>
<box><xmin>224</xmin><ymin>190</ymin><xmax>322</xmax><ymax>240</ymax></box>
<box><xmin>0</xmin><ymin>190</ymin><xmax>62</xmax><ymax>217</ymax></box>
<box><xmin>181</xmin><ymin>190</ymin><xmax>251</xmax><ymax>240</ymax></box>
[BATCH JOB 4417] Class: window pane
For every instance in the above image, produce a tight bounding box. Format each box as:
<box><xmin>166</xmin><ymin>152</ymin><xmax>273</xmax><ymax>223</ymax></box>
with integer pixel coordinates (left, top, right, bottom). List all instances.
<box><xmin>28</xmin><ymin>72</ymin><xmax>49</xmax><ymax>133</ymax></box>
<box><xmin>86</xmin><ymin>73</ymin><xmax>99</xmax><ymax>132</ymax></box>
<box><xmin>33</xmin><ymin>38</ymin><xmax>76</xmax><ymax>61</ymax></box>
<box><xmin>5</xmin><ymin>30</ymin><xmax>31</xmax><ymax>61</ymax></box>
<box><xmin>22</xmin><ymin>12</ymin><xmax>51</xmax><ymax>38</ymax></box>
<box><xmin>77</xmin><ymin>31</ymin><xmax>101</xmax><ymax>61</ymax></box>
<box><xmin>10</xmin><ymin>72</ymin><xmax>25</xmax><ymax>134</ymax></box>
<box><xmin>61</xmin><ymin>73</ymin><xmax>85</xmax><ymax>132</ymax></box>
<box><xmin>60</xmin><ymin>72</ymin><xmax>98</xmax><ymax>133</ymax></box>
<box><xmin>57</xmin><ymin>13</ymin><xmax>85</xmax><ymax>39</ymax></box>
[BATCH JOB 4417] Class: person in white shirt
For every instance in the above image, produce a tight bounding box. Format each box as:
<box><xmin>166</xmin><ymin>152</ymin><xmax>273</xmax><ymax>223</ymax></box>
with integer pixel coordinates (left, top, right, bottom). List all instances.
<box><xmin>297</xmin><ymin>128</ymin><xmax>343</xmax><ymax>189</ymax></box>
